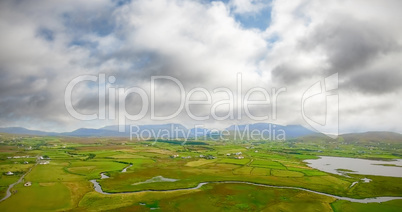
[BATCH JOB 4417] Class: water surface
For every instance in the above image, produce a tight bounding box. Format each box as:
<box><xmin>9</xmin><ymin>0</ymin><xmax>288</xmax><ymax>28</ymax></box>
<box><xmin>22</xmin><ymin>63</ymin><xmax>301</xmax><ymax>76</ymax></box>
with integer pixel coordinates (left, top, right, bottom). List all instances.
<box><xmin>89</xmin><ymin>180</ymin><xmax>402</xmax><ymax>203</ymax></box>
<box><xmin>304</xmin><ymin>156</ymin><xmax>402</xmax><ymax>178</ymax></box>
<box><xmin>100</xmin><ymin>173</ymin><xmax>110</xmax><ymax>179</ymax></box>
<box><xmin>132</xmin><ymin>176</ymin><xmax>178</xmax><ymax>185</ymax></box>
<box><xmin>121</xmin><ymin>164</ymin><xmax>132</xmax><ymax>173</ymax></box>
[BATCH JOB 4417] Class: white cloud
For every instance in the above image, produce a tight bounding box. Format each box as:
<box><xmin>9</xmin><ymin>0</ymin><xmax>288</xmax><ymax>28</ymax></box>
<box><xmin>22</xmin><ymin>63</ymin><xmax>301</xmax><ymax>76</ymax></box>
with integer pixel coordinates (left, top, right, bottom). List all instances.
<box><xmin>0</xmin><ymin>0</ymin><xmax>401</xmax><ymax>133</ymax></box>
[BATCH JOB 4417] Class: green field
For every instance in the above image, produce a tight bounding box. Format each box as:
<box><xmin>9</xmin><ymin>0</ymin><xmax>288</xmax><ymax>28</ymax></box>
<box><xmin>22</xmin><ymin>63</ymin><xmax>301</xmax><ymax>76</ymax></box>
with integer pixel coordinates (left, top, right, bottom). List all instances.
<box><xmin>0</xmin><ymin>133</ymin><xmax>401</xmax><ymax>211</ymax></box>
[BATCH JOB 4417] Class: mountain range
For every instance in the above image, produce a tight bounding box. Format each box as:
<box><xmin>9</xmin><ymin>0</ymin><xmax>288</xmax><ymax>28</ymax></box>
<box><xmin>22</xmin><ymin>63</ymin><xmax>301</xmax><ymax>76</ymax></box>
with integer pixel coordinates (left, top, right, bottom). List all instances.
<box><xmin>0</xmin><ymin>123</ymin><xmax>314</xmax><ymax>138</ymax></box>
<box><xmin>0</xmin><ymin>124</ymin><xmax>401</xmax><ymax>141</ymax></box>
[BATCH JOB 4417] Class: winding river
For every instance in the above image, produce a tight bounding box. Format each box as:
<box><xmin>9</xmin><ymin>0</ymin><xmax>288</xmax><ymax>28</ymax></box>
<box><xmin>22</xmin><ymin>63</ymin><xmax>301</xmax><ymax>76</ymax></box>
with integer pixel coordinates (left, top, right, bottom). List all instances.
<box><xmin>89</xmin><ymin>179</ymin><xmax>402</xmax><ymax>203</ymax></box>
<box><xmin>121</xmin><ymin>164</ymin><xmax>132</xmax><ymax>173</ymax></box>
<box><xmin>89</xmin><ymin>158</ymin><xmax>402</xmax><ymax>204</ymax></box>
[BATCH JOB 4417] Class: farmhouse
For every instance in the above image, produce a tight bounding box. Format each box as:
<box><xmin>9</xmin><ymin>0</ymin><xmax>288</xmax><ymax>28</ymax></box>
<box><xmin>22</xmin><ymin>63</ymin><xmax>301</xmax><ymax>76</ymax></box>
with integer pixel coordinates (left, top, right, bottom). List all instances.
<box><xmin>205</xmin><ymin>155</ymin><xmax>216</xmax><ymax>159</ymax></box>
<box><xmin>39</xmin><ymin>161</ymin><xmax>50</xmax><ymax>165</ymax></box>
<box><xmin>362</xmin><ymin>178</ymin><xmax>372</xmax><ymax>183</ymax></box>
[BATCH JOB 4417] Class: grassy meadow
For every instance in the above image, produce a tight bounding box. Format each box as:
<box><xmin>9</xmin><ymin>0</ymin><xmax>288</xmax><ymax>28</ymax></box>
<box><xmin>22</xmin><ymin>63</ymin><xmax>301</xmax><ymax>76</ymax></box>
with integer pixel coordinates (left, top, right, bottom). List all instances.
<box><xmin>0</xmin><ymin>133</ymin><xmax>401</xmax><ymax>211</ymax></box>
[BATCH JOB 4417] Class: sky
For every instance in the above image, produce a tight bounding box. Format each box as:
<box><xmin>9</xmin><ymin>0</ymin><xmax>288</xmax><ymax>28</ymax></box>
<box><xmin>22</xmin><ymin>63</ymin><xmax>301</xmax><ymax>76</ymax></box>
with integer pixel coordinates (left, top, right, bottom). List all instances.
<box><xmin>0</xmin><ymin>0</ymin><xmax>401</xmax><ymax>134</ymax></box>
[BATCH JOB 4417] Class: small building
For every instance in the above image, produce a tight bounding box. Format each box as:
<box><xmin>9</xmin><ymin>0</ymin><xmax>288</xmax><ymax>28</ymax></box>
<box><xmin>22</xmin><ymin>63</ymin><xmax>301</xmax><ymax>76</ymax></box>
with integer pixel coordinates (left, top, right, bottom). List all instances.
<box><xmin>24</xmin><ymin>182</ymin><xmax>32</xmax><ymax>187</ymax></box>
<box><xmin>254</xmin><ymin>150</ymin><xmax>258</xmax><ymax>153</ymax></box>
<box><xmin>226</xmin><ymin>153</ymin><xmax>231</xmax><ymax>156</ymax></box>
<box><xmin>170</xmin><ymin>154</ymin><xmax>179</xmax><ymax>158</ymax></box>
<box><xmin>199</xmin><ymin>155</ymin><xmax>205</xmax><ymax>158</ymax></box>
<box><xmin>205</xmin><ymin>155</ymin><xmax>216</xmax><ymax>160</ymax></box>
<box><xmin>23</xmin><ymin>161</ymin><xmax>29</xmax><ymax>164</ymax></box>
<box><xmin>6</xmin><ymin>171</ymin><xmax>13</xmax><ymax>175</ymax></box>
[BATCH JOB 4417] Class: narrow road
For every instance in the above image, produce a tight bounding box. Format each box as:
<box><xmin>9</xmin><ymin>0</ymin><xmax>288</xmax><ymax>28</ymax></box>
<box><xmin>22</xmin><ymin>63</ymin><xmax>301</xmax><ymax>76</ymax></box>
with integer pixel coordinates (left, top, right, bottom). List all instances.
<box><xmin>246</xmin><ymin>158</ymin><xmax>254</xmax><ymax>166</ymax></box>
<box><xmin>0</xmin><ymin>157</ymin><xmax>39</xmax><ymax>202</ymax></box>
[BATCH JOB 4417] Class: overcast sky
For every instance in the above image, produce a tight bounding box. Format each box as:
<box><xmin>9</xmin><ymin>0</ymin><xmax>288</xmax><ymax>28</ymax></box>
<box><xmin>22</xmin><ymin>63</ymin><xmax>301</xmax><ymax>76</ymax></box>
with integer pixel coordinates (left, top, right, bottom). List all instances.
<box><xmin>0</xmin><ymin>0</ymin><xmax>401</xmax><ymax>134</ymax></box>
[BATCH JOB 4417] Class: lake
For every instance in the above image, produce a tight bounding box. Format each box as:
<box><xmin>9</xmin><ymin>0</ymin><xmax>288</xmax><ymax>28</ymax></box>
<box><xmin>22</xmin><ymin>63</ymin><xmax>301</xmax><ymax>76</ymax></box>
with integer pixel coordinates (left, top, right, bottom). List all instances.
<box><xmin>304</xmin><ymin>156</ymin><xmax>402</xmax><ymax>178</ymax></box>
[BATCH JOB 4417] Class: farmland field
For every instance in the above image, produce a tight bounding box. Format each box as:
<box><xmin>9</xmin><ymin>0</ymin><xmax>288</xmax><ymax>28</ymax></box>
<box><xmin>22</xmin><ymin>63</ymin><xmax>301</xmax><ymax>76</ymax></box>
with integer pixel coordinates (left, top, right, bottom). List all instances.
<box><xmin>0</xmin><ymin>134</ymin><xmax>401</xmax><ymax>211</ymax></box>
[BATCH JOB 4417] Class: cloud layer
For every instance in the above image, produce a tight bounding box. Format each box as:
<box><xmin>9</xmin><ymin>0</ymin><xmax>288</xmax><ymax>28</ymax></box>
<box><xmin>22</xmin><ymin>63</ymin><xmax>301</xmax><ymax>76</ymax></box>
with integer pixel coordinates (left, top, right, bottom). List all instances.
<box><xmin>0</xmin><ymin>0</ymin><xmax>401</xmax><ymax>134</ymax></box>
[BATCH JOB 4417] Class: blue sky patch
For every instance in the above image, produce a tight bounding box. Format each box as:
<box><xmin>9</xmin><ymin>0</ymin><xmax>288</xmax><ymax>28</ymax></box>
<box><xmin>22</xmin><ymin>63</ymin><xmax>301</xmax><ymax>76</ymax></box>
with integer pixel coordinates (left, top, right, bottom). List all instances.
<box><xmin>234</xmin><ymin>7</ymin><xmax>272</xmax><ymax>31</ymax></box>
<box><xmin>37</xmin><ymin>27</ymin><xmax>54</xmax><ymax>41</ymax></box>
